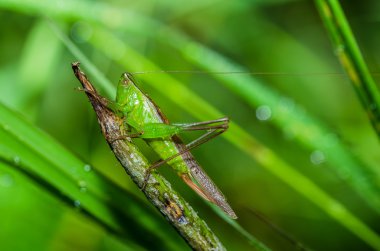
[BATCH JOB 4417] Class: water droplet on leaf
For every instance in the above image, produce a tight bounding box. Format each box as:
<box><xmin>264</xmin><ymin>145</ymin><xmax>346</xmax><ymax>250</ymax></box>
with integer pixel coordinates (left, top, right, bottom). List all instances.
<box><xmin>74</xmin><ymin>200</ymin><xmax>81</xmax><ymax>208</ymax></box>
<box><xmin>78</xmin><ymin>180</ymin><xmax>87</xmax><ymax>192</ymax></box>
<box><xmin>310</xmin><ymin>150</ymin><xmax>326</xmax><ymax>165</ymax></box>
<box><xmin>13</xmin><ymin>156</ymin><xmax>21</xmax><ymax>165</ymax></box>
<box><xmin>83</xmin><ymin>164</ymin><xmax>92</xmax><ymax>172</ymax></box>
<box><xmin>256</xmin><ymin>105</ymin><xmax>272</xmax><ymax>121</ymax></box>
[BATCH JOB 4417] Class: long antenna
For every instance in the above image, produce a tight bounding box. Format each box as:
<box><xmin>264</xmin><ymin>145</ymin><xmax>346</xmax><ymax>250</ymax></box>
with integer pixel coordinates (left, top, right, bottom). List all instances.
<box><xmin>130</xmin><ymin>70</ymin><xmax>380</xmax><ymax>77</ymax></box>
<box><xmin>130</xmin><ymin>70</ymin><xmax>346</xmax><ymax>76</ymax></box>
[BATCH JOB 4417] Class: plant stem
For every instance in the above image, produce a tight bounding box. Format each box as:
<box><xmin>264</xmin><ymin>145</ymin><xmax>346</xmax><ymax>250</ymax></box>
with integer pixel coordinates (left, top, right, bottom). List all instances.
<box><xmin>71</xmin><ymin>62</ymin><xmax>226</xmax><ymax>251</ymax></box>
<box><xmin>315</xmin><ymin>0</ymin><xmax>380</xmax><ymax>138</ymax></box>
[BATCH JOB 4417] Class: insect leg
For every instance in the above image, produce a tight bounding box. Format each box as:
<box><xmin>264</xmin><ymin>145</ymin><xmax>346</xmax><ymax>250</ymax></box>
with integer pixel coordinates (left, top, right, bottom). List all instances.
<box><xmin>174</xmin><ymin>117</ymin><xmax>229</xmax><ymax>131</ymax></box>
<box><xmin>181</xmin><ymin>174</ymin><xmax>213</xmax><ymax>202</ymax></box>
<box><xmin>76</xmin><ymin>87</ymin><xmax>109</xmax><ymax>107</ymax></box>
<box><xmin>106</xmin><ymin>132</ymin><xmax>144</xmax><ymax>143</ymax></box>
<box><xmin>76</xmin><ymin>87</ymin><xmax>123</xmax><ymax>115</ymax></box>
<box><xmin>141</xmin><ymin>127</ymin><xmax>227</xmax><ymax>189</ymax></box>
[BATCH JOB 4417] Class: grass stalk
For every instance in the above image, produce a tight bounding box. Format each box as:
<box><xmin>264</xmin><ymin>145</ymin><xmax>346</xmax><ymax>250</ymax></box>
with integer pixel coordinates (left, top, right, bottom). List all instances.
<box><xmin>315</xmin><ymin>0</ymin><xmax>380</xmax><ymax>138</ymax></box>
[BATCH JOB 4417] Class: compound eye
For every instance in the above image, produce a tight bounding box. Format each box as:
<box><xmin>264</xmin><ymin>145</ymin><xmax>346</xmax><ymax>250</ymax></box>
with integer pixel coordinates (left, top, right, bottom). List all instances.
<box><xmin>120</xmin><ymin>73</ymin><xmax>133</xmax><ymax>85</ymax></box>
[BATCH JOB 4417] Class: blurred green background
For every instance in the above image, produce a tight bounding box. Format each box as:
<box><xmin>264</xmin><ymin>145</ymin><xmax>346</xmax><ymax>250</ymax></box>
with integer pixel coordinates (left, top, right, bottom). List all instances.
<box><xmin>1</xmin><ymin>0</ymin><xmax>380</xmax><ymax>250</ymax></box>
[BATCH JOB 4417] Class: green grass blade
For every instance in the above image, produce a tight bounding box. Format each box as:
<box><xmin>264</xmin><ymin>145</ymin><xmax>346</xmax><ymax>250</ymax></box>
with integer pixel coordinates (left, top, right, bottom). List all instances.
<box><xmin>47</xmin><ymin>20</ymin><xmax>115</xmax><ymax>97</ymax></box>
<box><xmin>315</xmin><ymin>0</ymin><xmax>380</xmax><ymax>138</ymax></box>
<box><xmin>16</xmin><ymin>20</ymin><xmax>62</xmax><ymax>115</ymax></box>
<box><xmin>0</xmin><ymin>160</ymin><xmax>144</xmax><ymax>251</ymax></box>
<box><xmin>0</xmin><ymin>102</ymin><xmax>184</xmax><ymax>250</ymax></box>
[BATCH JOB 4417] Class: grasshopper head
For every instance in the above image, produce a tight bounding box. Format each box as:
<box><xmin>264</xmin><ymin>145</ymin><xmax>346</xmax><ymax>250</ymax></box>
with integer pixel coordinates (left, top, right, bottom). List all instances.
<box><xmin>116</xmin><ymin>73</ymin><xmax>138</xmax><ymax>105</ymax></box>
<box><xmin>116</xmin><ymin>72</ymin><xmax>144</xmax><ymax>112</ymax></box>
<box><xmin>121</xmin><ymin>73</ymin><xmax>137</xmax><ymax>86</ymax></box>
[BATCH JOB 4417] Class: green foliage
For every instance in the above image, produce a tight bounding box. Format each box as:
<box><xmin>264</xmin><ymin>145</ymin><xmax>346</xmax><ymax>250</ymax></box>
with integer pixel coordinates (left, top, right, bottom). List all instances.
<box><xmin>0</xmin><ymin>0</ymin><xmax>380</xmax><ymax>250</ymax></box>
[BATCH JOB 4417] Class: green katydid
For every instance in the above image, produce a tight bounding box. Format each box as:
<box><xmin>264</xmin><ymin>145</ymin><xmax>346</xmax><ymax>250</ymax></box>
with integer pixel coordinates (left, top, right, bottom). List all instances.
<box><xmin>82</xmin><ymin>71</ymin><xmax>237</xmax><ymax>219</ymax></box>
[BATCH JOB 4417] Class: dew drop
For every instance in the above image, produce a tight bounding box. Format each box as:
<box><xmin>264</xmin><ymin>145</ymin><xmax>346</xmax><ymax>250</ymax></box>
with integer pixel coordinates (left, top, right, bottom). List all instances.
<box><xmin>256</xmin><ymin>105</ymin><xmax>272</xmax><ymax>121</ymax></box>
<box><xmin>83</xmin><ymin>164</ymin><xmax>92</xmax><ymax>172</ymax></box>
<box><xmin>74</xmin><ymin>200</ymin><xmax>81</xmax><ymax>208</ymax></box>
<box><xmin>0</xmin><ymin>174</ymin><xmax>13</xmax><ymax>187</ymax></box>
<box><xmin>310</xmin><ymin>150</ymin><xmax>326</xmax><ymax>165</ymax></box>
<box><xmin>13</xmin><ymin>156</ymin><xmax>21</xmax><ymax>165</ymax></box>
<box><xmin>78</xmin><ymin>180</ymin><xmax>87</xmax><ymax>191</ymax></box>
